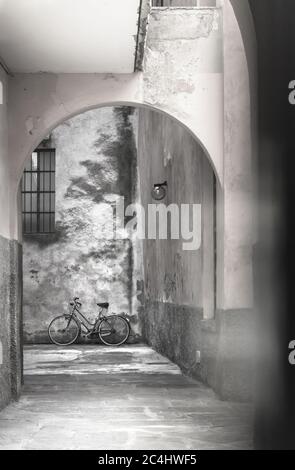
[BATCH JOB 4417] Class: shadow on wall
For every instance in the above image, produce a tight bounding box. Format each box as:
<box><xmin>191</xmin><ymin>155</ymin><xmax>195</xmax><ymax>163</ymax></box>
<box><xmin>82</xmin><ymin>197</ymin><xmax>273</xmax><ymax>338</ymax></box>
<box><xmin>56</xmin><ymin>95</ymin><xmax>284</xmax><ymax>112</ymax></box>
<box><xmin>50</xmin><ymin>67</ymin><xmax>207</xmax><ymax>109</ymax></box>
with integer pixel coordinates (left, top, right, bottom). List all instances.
<box><xmin>22</xmin><ymin>107</ymin><xmax>143</xmax><ymax>344</ymax></box>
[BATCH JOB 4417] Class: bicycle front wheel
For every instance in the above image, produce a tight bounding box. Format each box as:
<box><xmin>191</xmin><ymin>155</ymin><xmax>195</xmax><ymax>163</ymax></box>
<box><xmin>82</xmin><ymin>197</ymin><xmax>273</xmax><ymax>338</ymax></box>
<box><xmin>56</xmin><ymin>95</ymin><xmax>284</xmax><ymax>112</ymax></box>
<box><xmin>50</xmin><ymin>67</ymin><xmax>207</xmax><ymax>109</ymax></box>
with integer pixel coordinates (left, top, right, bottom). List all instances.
<box><xmin>48</xmin><ymin>315</ymin><xmax>80</xmax><ymax>346</ymax></box>
<box><xmin>98</xmin><ymin>315</ymin><xmax>130</xmax><ymax>346</ymax></box>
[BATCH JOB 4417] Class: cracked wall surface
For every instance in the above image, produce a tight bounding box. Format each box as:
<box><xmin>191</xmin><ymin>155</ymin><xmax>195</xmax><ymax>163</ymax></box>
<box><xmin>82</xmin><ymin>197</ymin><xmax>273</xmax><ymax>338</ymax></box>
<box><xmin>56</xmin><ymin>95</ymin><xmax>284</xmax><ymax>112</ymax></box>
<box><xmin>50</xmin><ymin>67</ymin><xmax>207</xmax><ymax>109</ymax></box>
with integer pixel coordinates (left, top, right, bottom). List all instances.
<box><xmin>143</xmin><ymin>7</ymin><xmax>223</xmax><ymax>180</ymax></box>
<box><xmin>23</xmin><ymin>107</ymin><xmax>142</xmax><ymax>344</ymax></box>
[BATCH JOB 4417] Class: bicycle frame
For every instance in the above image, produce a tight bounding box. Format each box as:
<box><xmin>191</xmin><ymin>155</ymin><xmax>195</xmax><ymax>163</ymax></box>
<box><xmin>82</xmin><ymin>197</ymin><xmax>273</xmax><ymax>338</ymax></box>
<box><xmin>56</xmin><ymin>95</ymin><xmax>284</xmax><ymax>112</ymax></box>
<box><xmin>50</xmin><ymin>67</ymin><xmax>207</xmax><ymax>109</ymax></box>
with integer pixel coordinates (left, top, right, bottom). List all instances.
<box><xmin>48</xmin><ymin>298</ymin><xmax>130</xmax><ymax>346</ymax></box>
<box><xmin>68</xmin><ymin>302</ymin><xmax>108</xmax><ymax>335</ymax></box>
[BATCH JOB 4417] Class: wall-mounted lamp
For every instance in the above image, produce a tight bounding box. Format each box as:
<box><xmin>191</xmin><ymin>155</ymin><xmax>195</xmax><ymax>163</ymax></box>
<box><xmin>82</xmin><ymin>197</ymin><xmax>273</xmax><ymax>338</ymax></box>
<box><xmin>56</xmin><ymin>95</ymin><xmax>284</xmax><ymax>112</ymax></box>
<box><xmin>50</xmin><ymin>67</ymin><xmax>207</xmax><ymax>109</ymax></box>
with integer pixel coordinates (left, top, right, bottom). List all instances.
<box><xmin>151</xmin><ymin>181</ymin><xmax>167</xmax><ymax>201</ymax></box>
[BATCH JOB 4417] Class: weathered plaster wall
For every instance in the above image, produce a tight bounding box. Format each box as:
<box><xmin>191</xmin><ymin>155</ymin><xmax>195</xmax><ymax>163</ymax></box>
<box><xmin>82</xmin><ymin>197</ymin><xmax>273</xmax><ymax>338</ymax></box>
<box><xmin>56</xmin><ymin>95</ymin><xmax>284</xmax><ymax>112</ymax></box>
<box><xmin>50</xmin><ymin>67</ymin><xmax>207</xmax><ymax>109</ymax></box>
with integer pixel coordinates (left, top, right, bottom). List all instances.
<box><xmin>9</xmin><ymin>239</ymin><xmax>23</xmax><ymax>400</ymax></box>
<box><xmin>137</xmin><ymin>108</ymin><xmax>217</xmax><ymax>384</ymax></box>
<box><xmin>137</xmin><ymin>108</ymin><xmax>214</xmax><ymax>309</ymax></box>
<box><xmin>143</xmin><ymin>7</ymin><xmax>223</xmax><ymax>180</ymax></box>
<box><xmin>0</xmin><ymin>235</ymin><xmax>22</xmax><ymax>410</ymax></box>
<box><xmin>0</xmin><ymin>68</ymin><xmax>23</xmax><ymax>409</ymax></box>
<box><xmin>23</xmin><ymin>107</ymin><xmax>142</xmax><ymax>343</ymax></box>
<box><xmin>0</xmin><ymin>235</ymin><xmax>11</xmax><ymax>409</ymax></box>
<box><xmin>136</xmin><ymin>5</ymin><xmax>254</xmax><ymax>400</ymax></box>
<box><xmin>138</xmin><ymin>107</ymin><xmax>253</xmax><ymax>401</ymax></box>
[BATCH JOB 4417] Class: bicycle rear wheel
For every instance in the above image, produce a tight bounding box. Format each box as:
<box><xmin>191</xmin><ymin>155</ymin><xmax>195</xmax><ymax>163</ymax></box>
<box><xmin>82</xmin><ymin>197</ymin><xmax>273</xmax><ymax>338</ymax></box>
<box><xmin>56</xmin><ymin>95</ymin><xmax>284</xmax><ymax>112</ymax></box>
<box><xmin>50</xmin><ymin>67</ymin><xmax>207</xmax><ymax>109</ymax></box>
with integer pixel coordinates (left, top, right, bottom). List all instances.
<box><xmin>48</xmin><ymin>315</ymin><xmax>80</xmax><ymax>346</ymax></box>
<box><xmin>98</xmin><ymin>315</ymin><xmax>130</xmax><ymax>346</ymax></box>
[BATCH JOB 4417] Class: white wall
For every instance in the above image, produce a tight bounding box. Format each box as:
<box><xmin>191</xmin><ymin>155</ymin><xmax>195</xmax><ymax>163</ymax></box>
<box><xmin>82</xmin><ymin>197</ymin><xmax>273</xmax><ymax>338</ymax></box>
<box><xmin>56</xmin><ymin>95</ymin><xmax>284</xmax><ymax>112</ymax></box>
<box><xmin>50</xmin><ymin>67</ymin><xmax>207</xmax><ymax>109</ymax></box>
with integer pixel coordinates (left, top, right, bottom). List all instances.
<box><xmin>217</xmin><ymin>0</ymin><xmax>255</xmax><ymax>310</ymax></box>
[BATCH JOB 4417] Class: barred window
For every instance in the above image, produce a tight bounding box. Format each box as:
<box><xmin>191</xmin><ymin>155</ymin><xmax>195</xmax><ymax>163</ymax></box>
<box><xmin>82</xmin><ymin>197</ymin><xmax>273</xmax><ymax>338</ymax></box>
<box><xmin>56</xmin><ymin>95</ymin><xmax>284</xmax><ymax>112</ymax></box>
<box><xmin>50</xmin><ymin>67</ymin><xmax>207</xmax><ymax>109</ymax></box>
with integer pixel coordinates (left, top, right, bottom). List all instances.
<box><xmin>22</xmin><ymin>149</ymin><xmax>56</xmax><ymax>234</ymax></box>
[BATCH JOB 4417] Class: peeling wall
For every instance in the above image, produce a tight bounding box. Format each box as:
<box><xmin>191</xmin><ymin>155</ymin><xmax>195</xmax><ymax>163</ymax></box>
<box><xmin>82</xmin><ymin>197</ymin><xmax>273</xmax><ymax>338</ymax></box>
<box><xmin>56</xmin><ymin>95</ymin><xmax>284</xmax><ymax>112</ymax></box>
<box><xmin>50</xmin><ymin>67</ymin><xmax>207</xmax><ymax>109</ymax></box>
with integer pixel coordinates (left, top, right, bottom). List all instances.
<box><xmin>23</xmin><ymin>107</ymin><xmax>142</xmax><ymax>343</ymax></box>
<box><xmin>137</xmin><ymin>108</ymin><xmax>214</xmax><ymax>309</ymax></box>
<box><xmin>138</xmin><ymin>108</ymin><xmax>254</xmax><ymax>401</ymax></box>
<box><xmin>143</xmin><ymin>7</ymin><xmax>223</xmax><ymax>180</ymax></box>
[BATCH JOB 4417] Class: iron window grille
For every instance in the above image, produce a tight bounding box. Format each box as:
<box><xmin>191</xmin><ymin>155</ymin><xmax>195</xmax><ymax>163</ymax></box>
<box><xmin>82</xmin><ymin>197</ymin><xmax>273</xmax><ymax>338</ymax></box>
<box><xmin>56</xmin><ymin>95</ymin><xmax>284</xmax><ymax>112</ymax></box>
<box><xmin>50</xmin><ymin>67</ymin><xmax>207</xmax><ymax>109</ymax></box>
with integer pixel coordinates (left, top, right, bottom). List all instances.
<box><xmin>22</xmin><ymin>149</ymin><xmax>56</xmax><ymax>234</ymax></box>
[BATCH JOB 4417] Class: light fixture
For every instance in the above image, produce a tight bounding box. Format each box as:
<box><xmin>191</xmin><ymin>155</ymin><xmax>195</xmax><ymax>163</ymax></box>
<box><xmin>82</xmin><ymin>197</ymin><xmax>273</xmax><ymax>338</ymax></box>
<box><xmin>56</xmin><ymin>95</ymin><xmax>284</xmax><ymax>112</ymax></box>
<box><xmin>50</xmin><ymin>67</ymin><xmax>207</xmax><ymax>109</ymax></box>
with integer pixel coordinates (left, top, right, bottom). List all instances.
<box><xmin>151</xmin><ymin>181</ymin><xmax>167</xmax><ymax>201</ymax></box>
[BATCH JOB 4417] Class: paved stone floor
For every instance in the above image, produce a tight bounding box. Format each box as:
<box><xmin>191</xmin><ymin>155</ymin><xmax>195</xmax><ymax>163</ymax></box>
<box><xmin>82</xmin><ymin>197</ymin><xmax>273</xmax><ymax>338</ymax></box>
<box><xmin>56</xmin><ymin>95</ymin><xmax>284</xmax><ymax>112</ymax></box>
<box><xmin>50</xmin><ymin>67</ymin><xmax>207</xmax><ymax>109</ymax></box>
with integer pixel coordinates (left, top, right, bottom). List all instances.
<box><xmin>0</xmin><ymin>345</ymin><xmax>253</xmax><ymax>450</ymax></box>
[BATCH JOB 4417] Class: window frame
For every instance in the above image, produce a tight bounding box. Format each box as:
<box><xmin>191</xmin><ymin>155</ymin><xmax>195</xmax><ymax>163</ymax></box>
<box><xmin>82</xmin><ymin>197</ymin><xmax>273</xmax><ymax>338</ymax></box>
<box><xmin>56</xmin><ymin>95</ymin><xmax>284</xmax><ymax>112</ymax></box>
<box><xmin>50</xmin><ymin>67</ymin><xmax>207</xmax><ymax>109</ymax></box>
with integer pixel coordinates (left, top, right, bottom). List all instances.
<box><xmin>22</xmin><ymin>148</ymin><xmax>56</xmax><ymax>234</ymax></box>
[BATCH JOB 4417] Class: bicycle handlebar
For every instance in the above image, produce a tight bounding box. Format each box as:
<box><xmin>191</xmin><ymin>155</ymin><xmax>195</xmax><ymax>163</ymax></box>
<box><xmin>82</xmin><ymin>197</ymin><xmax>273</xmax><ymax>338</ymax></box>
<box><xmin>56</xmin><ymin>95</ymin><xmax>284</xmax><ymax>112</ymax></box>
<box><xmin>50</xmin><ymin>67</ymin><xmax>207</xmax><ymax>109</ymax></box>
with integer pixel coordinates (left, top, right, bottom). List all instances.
<box><xmin>72</xmin><ymin>297</ymin><xmax>81</xmax><ymax>307</ymax></box>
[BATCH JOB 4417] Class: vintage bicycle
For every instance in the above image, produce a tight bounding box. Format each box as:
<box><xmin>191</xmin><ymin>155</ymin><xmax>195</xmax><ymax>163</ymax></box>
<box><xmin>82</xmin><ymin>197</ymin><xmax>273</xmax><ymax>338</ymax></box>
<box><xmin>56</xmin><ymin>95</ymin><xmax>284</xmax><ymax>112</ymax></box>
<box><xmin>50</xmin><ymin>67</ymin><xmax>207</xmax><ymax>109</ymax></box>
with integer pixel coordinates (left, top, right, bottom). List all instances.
<box><xmin>48</xmin><ymin>297</ymin><xmax>130</xmax><ymax>346</ymax></box>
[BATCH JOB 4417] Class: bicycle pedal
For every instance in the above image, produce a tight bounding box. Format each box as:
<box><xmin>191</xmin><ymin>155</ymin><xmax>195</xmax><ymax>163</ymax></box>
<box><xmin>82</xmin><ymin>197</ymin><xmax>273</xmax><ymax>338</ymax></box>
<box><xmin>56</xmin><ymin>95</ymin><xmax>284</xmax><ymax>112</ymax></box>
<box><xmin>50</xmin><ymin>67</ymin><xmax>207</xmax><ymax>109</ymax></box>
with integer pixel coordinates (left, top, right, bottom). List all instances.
<box><xmin>87</xmin><ymin>332</ymin><xmax>99</xmax><ymax>338</ymax></box>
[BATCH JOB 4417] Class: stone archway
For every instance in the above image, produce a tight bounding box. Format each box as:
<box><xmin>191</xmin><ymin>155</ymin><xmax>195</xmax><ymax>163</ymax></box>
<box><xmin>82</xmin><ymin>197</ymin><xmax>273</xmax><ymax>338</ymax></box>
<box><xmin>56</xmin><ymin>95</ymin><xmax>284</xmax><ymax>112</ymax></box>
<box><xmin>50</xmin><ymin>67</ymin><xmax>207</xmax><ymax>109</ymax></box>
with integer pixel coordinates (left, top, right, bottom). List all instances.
<box><xmin>5</xmin><ymin>0</ymin><xmax>257</xmax><ymax>403</ymax></box>
<box><xmin>18</xmin><ymin>103</ymin><xmax>219</xmax><ymax>395</ymax></box>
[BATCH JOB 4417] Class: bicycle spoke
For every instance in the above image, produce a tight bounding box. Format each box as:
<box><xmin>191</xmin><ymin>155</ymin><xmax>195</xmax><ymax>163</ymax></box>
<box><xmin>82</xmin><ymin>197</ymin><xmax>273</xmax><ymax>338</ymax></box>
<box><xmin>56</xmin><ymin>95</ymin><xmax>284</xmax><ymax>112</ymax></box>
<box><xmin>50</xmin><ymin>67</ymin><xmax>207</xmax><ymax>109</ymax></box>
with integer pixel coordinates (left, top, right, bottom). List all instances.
<box><xmin>98</xmin><ymin>316</ymin><xmax>129</xmax><ymax>346</ymax></box>
<box><xmin>48</xmin><ymin>316</ymin><xmax>80</xmax><ymax>346</ymax></box>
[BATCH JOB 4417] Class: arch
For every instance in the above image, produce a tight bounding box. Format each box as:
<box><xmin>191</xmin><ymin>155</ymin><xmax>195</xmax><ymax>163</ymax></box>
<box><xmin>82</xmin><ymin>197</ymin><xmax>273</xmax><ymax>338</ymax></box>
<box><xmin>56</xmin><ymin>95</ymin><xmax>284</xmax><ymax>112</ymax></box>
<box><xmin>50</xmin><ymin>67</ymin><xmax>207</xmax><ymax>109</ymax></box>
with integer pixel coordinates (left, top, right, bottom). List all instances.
<box><xmin>10</xmin><ymin>1</ymin><xmax>257</xmax><ymax>197</ymax></box>
<box><xmin>16</xmin><ymin>100</ymin><xmax>221</xmax><ymax>188</ymax></box>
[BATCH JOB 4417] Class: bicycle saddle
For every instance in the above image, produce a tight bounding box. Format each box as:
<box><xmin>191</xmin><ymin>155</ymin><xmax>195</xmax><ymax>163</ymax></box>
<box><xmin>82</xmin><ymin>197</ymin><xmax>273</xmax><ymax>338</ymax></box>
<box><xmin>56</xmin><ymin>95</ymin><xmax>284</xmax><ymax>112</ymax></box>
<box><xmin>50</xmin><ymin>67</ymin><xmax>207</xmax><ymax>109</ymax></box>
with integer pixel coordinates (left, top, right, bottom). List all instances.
<box><xmin>97</xmin><ymin>302</ymin><xmax>109</xmax><ymax>308</ymax></box>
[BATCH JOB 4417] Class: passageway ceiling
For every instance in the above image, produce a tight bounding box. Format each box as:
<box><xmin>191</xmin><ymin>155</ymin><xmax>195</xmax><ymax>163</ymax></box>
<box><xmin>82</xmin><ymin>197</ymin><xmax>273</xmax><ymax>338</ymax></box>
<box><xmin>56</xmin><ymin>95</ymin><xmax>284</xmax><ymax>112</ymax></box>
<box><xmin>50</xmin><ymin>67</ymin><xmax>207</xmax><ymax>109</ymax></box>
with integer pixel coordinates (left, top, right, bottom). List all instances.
<box><xmin>0</xmin><ymin>0</ymin><xmax>141</xmax><ymax>73</ymax></box>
